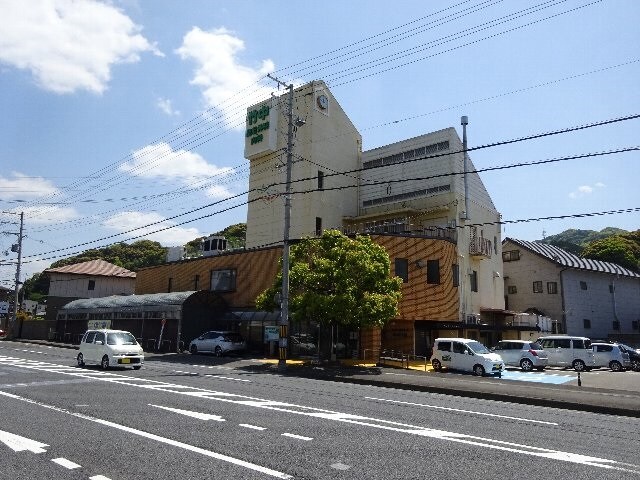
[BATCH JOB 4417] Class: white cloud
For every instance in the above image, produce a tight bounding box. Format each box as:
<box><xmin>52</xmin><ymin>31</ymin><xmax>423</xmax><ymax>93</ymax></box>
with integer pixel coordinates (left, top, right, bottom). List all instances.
<box><xmin>0</xmin><ymin>172</ymin><xmax>60</xmax><ymax>199</ymax></box>
<box><xmin>103</xmin><ymin>211</ymin><xmax>201</xmax><ymax>246</ymax></box>
<box><xmin>568</xmin><ymin>183</ymin><xmax>605</xmax><ymax>199</ymax></box>
<box><xmin>0</xmin><ymin>0</ymin><xmax>162</xmax><ymax>94</ymax></box>
<box><xmin>175</xmin><ymin>27</ymin><xmax>276</xmax><ymax>127</ymax></box>
<box><xmin>120</xmin><ymin>142</ymin><xmax>235</xmax><ymax>198</ymax></box>
<box><xmin>157</xmin><ymin>97</ymin><xmax>180</xmax><ymax>116</ymax></box>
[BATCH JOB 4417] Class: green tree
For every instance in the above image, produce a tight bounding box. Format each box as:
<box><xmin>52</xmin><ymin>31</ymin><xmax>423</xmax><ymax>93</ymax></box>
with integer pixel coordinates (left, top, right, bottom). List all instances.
<box><xmin>21</xmin><ymin>272</ymin><xmax>50</xmax><ymax>302</ymax></box>
<box><xmin>256</xmin><ymin>230</ymin><xmax>402</xmax><ymax>332</ymax></box>
<box><xmin>581</xmin><ymin>230</ymin><xmax>640</xmax><ymax>272</ymax></box>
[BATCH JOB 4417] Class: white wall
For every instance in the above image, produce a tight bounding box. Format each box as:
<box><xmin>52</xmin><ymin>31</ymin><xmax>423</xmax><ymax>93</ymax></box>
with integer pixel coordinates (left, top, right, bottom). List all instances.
<box><xmin>48</xmin><ymin>273</ymin><xmax>135</xmax><ymax>298</ymax></box>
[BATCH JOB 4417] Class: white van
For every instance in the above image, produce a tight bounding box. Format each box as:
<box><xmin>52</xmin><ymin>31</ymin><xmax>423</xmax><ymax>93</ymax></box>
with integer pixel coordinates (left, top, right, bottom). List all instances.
<box><xmin>431</xmin><ymin>338</ymin><xmax>505</xmax><ymax>376</ymax></box>
<box><xmin>537</xmin><ymin>335</ymin><xmax>596</xmax><ymax>371</ymax></box>
<box><xmin>77</xmin><ymin>329</ymin><xmax>144</xmax><ymax>370</ymax></box>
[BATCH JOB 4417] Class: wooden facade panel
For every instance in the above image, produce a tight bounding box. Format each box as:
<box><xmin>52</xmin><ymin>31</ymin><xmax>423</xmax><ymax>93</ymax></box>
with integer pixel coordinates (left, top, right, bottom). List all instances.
<box><xmin>135</xmin><ymin>247</ymin><xmax>282</xmax><ymax>308</ymax></box>
<box><xmin>371</xmin><ymin>235</ymin><xmax>459</xmax><ymax>321</ymax></box>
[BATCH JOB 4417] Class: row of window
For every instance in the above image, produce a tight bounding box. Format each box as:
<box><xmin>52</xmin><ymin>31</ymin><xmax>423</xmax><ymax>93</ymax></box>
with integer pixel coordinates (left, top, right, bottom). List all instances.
<box><xmin>394</xmin><ymin>258</ymin><xmax>479</xmax><ymax>292</ymax></box>
<box><xmin>362</xmin><ymin>184</ymin><xmax>450</xmax><ymax>208</ymax></box>
<box><xmin>362</xmin><ymin>140</ymin><xmax>450</xmax><ymax>169</ymax></box>
<box><xmin>583</xmin><ymin>319</ymin><xmax>640</xmax><ymax>331</ymax></box>
<box><xmin>167</xmin><ymin>269</ymin><xmax>238</xmax><ymax>293</ymax></box>
<box><xmin>507</xmin><ymin>280</ymin><xmax>620</xmax><ymax>295</ymax></box>
<box><xmin>58</xmin><ymin>310</ymin><xmax>178</xmax><ymax>321</ymax></box>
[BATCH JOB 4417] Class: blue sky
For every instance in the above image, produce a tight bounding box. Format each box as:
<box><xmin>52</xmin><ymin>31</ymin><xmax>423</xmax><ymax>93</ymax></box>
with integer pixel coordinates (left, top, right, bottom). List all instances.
<box><xmin>1</xmin><ymin>0</ymin><xmax>638</xmax><ymax>286</ymax></box>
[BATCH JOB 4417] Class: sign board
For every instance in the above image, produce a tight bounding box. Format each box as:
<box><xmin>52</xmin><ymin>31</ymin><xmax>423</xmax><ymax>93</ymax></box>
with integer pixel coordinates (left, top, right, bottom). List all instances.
<box><xmin>0</xmin><ymin>302</ymin><xmax>8</xmax><ymax>315</ymax></box>
<box><xmin>264</xmin><ymin>326</ymin><xmax>279</xmax><ymax>342</ymax></box>
<box><xmin>244</xmin><ymin>98</ymin><xmax>279</xmax><ymax>160</ymax></box>
<box><xmin>88</xmin><ymin>320</ymin><xmax>111</xmax><ymax>330</ymax></box>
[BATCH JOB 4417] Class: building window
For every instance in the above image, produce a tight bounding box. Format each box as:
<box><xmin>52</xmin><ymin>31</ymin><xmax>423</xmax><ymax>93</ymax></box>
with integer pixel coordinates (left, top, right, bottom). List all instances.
<box><xmin>317</xmin><ymin>170</ymin><xmax>324</xmax><ymax>190</ymax></box>
<box><xmin>394</xmin><ymin>258</ymin><xmax>408</xmax><ymax>283</ymax></box>
<box><xmin>632</xmin><ymin>320</ymin><xmax>639</xmax><ymax>331</ymax></box>
<box><xmin>502</xmin><ymin>250</ymin><xmax>520</xmax><ymax>262</ymax></box>
<box><xmin>470</xmin><ymin>270</ymin><xmax>478</xmax><ymax>292</ymax></box>
<box><xmin>612</xmin><ymin>321</ymin><xmax>620</xmax><ymax>331</ymax></box>
<box><xmin>167</xmin><ymin>277</ymin><xmax>173</xmax><ymax>293</ymax></box>
<box><xmin>580</xmin><ymin>281</ymin><xmax>588</xmax><ymax>290</ymax></box>
<box><xmin>88</xmin><ymin>280</ymin><xmax>95</xmax><ymax>291</ymax></box>
<box><xmin>583</xmin><ymin>319</ymin><xmax>591</xmax><ymax>329</ymax></box>
<box><xmin>194</xmin><ymin>275</ymin><xmax>200</xmax><ymax>290</ymax></box>
<box><xmin>452</xmin><ymin>264</ymin><xmax>459</xmax><ymax>287</ymax></box>
<box><xmin>533</xmin><ymin>281</ymin><xmax>543</xmax><ymax>293</ymax></box>
<box><xmin>547</xmin><ymin>282</ymin><xmax>558</xmax><ymax>294</ymax></box>
<box><xmin>315</xmin><ymin>217</ymin><xmax>322</xmax><ymax>236</ymax></box>
<box><xmin>426</xmin><ymin>260</ymin><xmax>440</xmax><ymax>285</ymax></box>
<box><xmin>211</xmin><ymin>269</ymin><xmax>237</xmax><ymax>292</ymax></box>
<box><xmin>609</xmin><ymin>284</ymin><xmax>614</xmax><ymax>293</ymax></box>
<box><xmin>507</xmin><ymin>285</ymin><xmax>517</xmax><ymax>294</ymax></box>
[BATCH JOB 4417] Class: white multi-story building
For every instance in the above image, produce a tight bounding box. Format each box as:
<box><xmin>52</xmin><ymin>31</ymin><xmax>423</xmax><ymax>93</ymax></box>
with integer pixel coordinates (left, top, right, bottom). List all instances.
<box><xmin>244</xmin><ymin>80</ymin><xmax>505</xmax><ymax>349</ymax></box>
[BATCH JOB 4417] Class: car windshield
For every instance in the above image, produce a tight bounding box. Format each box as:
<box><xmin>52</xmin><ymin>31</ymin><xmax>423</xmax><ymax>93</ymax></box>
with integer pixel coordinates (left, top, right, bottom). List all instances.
<box><xmin>467</xmin><ymin>341</ymin><xmax>490</xmax><ymax>354</ymax></box>
<box><xmin>223</xmin><ymin>333</ymin><xmax>243</xmax><ymax>343</ymax></box>
<box><xmin>107</xmin><ymin>332</ymin><xmax>137</xmax><ymax>345</ymax></box>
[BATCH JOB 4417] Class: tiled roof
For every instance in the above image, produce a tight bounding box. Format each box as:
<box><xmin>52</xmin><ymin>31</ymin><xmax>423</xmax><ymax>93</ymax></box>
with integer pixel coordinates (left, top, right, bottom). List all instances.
<box><xmin>45</xmin><ymin>259</ymin><xmax>136</xmax><ymax>278</ymax></box>
<box><xmin>504</xmin><ymin>238</ymin><xmax>640</xmax><ymax>278</ymax></box>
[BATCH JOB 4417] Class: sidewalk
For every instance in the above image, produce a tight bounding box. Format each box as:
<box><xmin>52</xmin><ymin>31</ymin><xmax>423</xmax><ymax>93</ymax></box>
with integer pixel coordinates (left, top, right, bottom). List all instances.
<box><xmin>9</xmin><ymin>339</ymin><xmax>640</xmax><ymax>418</ymax></box>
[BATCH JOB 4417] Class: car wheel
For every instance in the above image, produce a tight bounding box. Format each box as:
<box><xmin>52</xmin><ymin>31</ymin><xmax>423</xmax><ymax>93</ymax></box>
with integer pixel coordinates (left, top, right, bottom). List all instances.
<box><xmin>572</xmin><ymin>359</ymin><xmax>586</xmax><ymax>372</ymax></box>
<box><xmin>609</xmin><ymin>360</ymin><xmax>623</xmax><ymax>372</ymax></box>
<box><xmin>101</xmin><ymin>355</ymin><xmax>110</xmax><ymax>370</ymax></box>
<box><xmin>631</xmin><ymin>360</ymin><xmax>640</xmax><ymax>372</ymax></box>
<box><xmin>133</xmin><ymin>366</ymin><xmax>141</xmax><ymax>370</ymax></box>
<box><xmin>520</xmin><ymin>358</ymin><xmax>534</xmax><ymax>372</ymax></box>
<box><xmin>190</xmin><ymin>344</ymin><xmax>198</xmax><ymax>354</ymax></box>
<box><xmin>214</xmin><ymin>346</ymin><xmax>223</xmax><ymax>357</ymax></box>
<box><xmin>77</xmin><ymin>353</ymin><xmax>85</xmax><ymax>367</ymax></box>
<box><xmin>473</xmin><ymin>364</ymin><xmax>485</xmax><ymax>376</ymax></box>
<box><xmin>431</xmin><ymin>359</ymin><xmax>442</xmax><ymax>371</ymax></box>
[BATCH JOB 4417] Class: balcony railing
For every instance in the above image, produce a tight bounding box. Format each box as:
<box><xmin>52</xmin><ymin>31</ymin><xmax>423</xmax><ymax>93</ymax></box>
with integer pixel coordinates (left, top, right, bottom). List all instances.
<box><xmin>469</xmin><ymin>237</ymin><xmax>492</xmax><ymax>258</ymax></box>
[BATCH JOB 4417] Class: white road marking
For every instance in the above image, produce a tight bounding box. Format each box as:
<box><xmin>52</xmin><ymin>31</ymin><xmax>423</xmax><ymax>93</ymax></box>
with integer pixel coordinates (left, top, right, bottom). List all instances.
<box><xmin>2</xmin><ymin>355</ymin><xmax>639</xmax><ymax>473</ymax></box>
<box><xmin>364</xmin><ymin>396</ymin><xmax>559</xmax><ymax>425</ymax></box>
<box><xmin>149</xmin><ymin>404</ymin><xmax>225</xmax><ymax>421</ymax></box>
<box><xmin>0</xmin><ymin>429</ymin><xmax>48</xmax><ymax>453</ymax></box>
<box><xmin>331</xmin><ymin>463</ymin><xmax>351</xmax><ymax>471</ymax></box>
<box><xmin>204</xmin><ymin>375</ymin><xmax>251</xmax><ymax>382</ymax></box>
<box><xmin>0</xmin><ymin>390</ymin><xmax>291</xmax><ymax>479</ymax></box>
<box><xmin>282</xmin><ymin>433</ymin><xmax>313</xmax><ymax>441</ymax></box>
<box><xmin>52</xmin><ymin>457</ymin><xmax>81</xmax><ymax>469</ymax></box>
<box><xmin>90</xmin><ymin>476</ymin><xmax>112</xmax><ymax>480</ymax></box>
<box><xmin>239</xmin><ymin>424</ymin><xmax>267</xmax><ymax>431</ymax></box>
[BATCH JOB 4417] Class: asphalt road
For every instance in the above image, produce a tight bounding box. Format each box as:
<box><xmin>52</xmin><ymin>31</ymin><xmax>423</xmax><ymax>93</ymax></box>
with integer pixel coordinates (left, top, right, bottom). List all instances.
<box><xmin>0</xmin><ymin>343</ymin><xmax>639</xmax><ymax>479</ymax></box>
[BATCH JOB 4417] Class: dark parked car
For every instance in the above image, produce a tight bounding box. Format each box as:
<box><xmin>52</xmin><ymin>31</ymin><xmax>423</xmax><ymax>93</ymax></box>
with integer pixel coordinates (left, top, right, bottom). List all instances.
<box><xmin>619</xmin><ymin>343</ymin><xmax>640</xmax><ymax>372</ymax></box>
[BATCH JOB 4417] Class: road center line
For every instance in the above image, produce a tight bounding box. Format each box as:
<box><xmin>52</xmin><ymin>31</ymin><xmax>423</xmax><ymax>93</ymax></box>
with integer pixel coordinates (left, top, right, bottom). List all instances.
<box><xmin>52</xmin><ymin>457</ymin><xmax>81</xmax><ymax>469</ymax></box>
<box><xmin>363</xmin><ymin>396</ymin><xmax>559</xmax><ymax>425</ymax></box>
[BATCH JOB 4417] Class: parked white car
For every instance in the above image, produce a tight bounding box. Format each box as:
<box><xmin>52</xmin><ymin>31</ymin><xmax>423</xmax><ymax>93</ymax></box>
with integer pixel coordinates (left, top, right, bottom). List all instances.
<box><xmin>592</xmin><ymin>342</ymin><xmax>631</xmax><ymax>371</ymax></box>
<box><xmin>538</xmin><ymin>335</ymin><xmax>596</xmax><ymax>371</ymax></box>
<box><xmin>492</xmin><ymin>340</ymin><xmax>548</xmax><ymax>371</ymax></box>
<box><xmin>189</xmin><ymin>331</ymin><xmax>246</xmax><ymax>356</ymax></box>
<box><xmin>431</xmin><ymin>338</ymin><xmax>505</xmax><ymax>376</ymax></box>
<box><xmin>77</xmin><ymin>329</ymin><xmax>144</xmax><ymax>370</ymax></box>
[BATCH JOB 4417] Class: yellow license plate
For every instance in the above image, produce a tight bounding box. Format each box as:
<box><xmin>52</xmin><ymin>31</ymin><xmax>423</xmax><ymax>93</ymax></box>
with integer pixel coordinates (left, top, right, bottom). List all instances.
<box><xmin>121</xmin><ymin>358</ymin><xmax>130</xmax><ymax>364</ymax></box>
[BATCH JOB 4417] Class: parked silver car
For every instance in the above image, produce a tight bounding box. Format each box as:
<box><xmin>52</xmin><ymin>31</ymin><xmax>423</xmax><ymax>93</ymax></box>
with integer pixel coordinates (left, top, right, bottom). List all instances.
<box><xmin>592</xmin><ymin>342</ymin><xmax>631</xmax><ymax>371</ymax></box>
<box><xmin>189</xmin><ymin>331</ymin><xmax>246</xmax><ymax>356</ymax></box>
<box><xmin>492</xmin><ymin>340</ymin><xmax>548</xmax><ymax>371</ymax></box>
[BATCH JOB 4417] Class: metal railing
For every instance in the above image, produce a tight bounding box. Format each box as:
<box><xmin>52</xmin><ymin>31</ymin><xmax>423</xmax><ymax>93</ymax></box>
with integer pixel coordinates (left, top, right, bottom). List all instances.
<box><xmin>378</xmin><ymin>350</ymin><xmax>431</xmax><ymax>371</ymax></box>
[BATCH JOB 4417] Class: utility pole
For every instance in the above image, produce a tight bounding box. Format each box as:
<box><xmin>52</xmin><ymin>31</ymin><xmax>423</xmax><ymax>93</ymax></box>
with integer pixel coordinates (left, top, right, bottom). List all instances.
<box><xmin>267</xmin><ymin>74</ymin><xmax>294</xmax><ymax>372</ymax></box>
<box><xmin>9</xmin><ymin>212</ymin><xmax>24</xmax><ymax>339</ymax></box>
